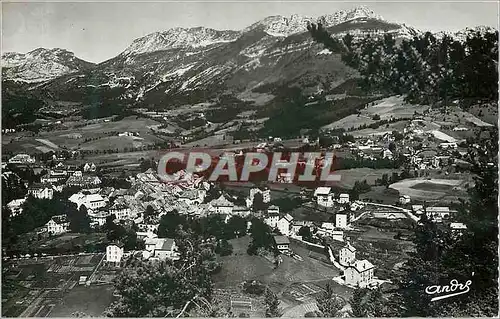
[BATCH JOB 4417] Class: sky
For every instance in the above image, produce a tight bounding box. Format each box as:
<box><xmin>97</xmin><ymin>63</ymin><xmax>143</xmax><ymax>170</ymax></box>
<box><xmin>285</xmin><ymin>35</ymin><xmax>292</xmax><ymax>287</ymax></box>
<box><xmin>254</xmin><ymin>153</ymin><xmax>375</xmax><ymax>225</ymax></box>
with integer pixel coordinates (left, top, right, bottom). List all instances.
<box><xmin>2</xmin><ymin>1</ymin><xmax>499</xmax><ymax>63</ymax></box>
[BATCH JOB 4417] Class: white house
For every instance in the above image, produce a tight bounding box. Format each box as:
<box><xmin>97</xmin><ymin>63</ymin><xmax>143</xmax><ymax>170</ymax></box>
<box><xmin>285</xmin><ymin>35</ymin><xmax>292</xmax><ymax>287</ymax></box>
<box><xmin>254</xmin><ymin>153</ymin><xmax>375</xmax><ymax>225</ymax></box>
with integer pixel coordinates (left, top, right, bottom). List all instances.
<box><xmin>88</xmin><ymin>211</ymin><xmax>110</xmax><ymax>227</ymax></box>
<box><xmin>110</xmin><ymin>203</ymin><xmax>134</xmax><ymax>221</ymax></box>
<box><xmin>338</xmin><ymin>193</ymin><xmax>350</xmax><ymax>204</ymax></box>
<box><xmin>381</xmin><ymin>149</ymin><xmax>393</xmax><ymax>160</ymax></box>
<box><xmin>273</xmin><ymin>236</ymin><xmax>290</xmax><ymax>253</ymax></box>
<box><xmin>7</xmin><ymin>198</ymin><xmax>26</xmax><ymax>216</ymax></box>
<box><xmin>399</xmin><ymin>195</ymin><xmax>411</xmax><ymax>205</ymax></box>
<box><xmin>339</xmin><ymin>242</ymin><xmax>356</xmax><ymax>266</ymax></box>
<box><xmin>106</xmin><ymin>243</ymin><xmax>124</xmax><ymax>266</ymax></box>
<box><xmin>28</xmin><ymin>185</ymin><xmax>54</xmax><ymax>200</ymax></box>
<box><xmin>83</xmin><ymin>162</ymin><xmax>97</xmax><ymax>172</ymax></box>
<box><xmin>210</xmin><ymin>195</ymin><xmax>234</xmax><ymax>215</ymax></box>
<box><xmin>144</xmin><ymin>238</ymin><xmax>179</xmax><ymax>261</ymax></box>
<box><xmin>8</xmin><ymin>153</ymin><xmax>35</xmax><ymax>164</ymax></box>
<box><xmin>412</xmin><ymin>205</ymin><xmax>424</xmax><ymax>215</ymax></box>
<box><xmin>276</xmin><ymin>214</ymin><xmax>293</xmax><ymax>236</ymax></box>
<box><xmin>314</xmin><ymin>187</ymin><xmax>334</xmax><ymax>207</ymax></box>
<box><xmin>69</xmin><ymin>193</ymin><xmax>106</xmax><ymax>211</ymax></box>
<box><xmin>264</xmin><ymin>206</ymin><xmax>280</xmax><ymax>229</ymax></box>
<box><xmin>247</xmin><ymin>187</ymin><xmax>271</xmax><ymax>207</ymax></box>
<box><xmin>344</xmin><ymin>259</ymin><xmax>375</xmax><ymax>288</ymax></box>
<box><xmin>336</xmin><ymin>213</ymin><xmax>348</xmax><ymax>229</ymax></box>
<box><xmin>45</xmin><ymin>215</ymin><xmax>70</xmax><ymax>235</ymax></box>
<box><xmin>426</xmin><ymin>206</ymin><xmax>451</xmax><ymax>222</ymax></box>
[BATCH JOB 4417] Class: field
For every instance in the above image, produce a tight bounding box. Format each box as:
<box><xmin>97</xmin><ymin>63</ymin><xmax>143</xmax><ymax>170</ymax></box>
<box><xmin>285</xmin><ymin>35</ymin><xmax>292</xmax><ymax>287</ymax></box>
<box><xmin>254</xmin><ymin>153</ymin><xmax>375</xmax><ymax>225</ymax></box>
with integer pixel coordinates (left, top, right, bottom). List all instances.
<box><xmin>333</xmin><ymin>168</ymin><xmax>400</xmax><ymax>189</ymax></box>
<box><xmin>2</xmin><ymin>116</ymin><xmax>170</xmax><ymax>154</ymax></box>
<box><xmin>323</xmin><ymin>96</ymin><xmax>430</xmax><ymax>130</ymax></box>
<box><xmin>346</xmin><ymin>215</ymin><xmax>416</xmax><ymax>279</ymax></box>
<box><xmin>389</xmin><ymin>178</ymin><xmax>467</xmax><ymax>202</ymax></box>
<box><xmin>1</xmin><ymin>254</ymin><xmax>111</xmax><ymax>317</ymax></box>
<box><xmin>214</xmin><ymin>236</ymin><xmax>348</xmax><ymax>316</ymax></box>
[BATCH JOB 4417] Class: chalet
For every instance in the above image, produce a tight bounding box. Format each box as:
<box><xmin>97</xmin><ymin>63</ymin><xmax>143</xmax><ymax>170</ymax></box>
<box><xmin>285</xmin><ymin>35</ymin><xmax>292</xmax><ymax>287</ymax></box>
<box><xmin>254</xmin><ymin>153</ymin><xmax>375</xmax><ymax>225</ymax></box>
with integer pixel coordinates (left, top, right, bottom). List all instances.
<box><xmin>336</xmin><ymin>213</ymin><xmax>348</xmax><ymax>229</ymax></box>
<box><xmin>273</xmin><ymin>236</ymin><xmax>290</xmax><ymax>253</ymax></box>
<box><xmin>45</xmin><ymin>215</ymin><xmax>70</xmax><ymax>235</ymax></box>
<box><xmin>247</xmin><ymin>187</ymin><xmax>271</xmax><ymax>207</ymax></box>
<box><xmin>66</xmin><ymin>173</ymin><xmax>101</xmax><ymax>188</ymax></box>
<box><xmin>344</xmin><ymin>259</ymin><xmax>375</xmax><ymax>288</ymax></box>
<box><xmin>144</xmin><ymin>238</ymin><xmax>179</xmax><ymax>261</ymax></box>
<box><xmin>28</xmin><ymin>184</ymin><xmax>54</xmax><ymax>200</ymax></box>
<box><xmin>110</xmin><ymin>202</ymin><xmax>134</xmax><ymax>221</ymax></box>
<box><xmin>210</xmin><ymin>195</ymin><xmax>234</xmax><ymax>215</ymax></box>
<box><xmin>314</xmin><ymin>187</ymin><xmax>334</xmax><ymax>207</ymax></box>
<box><xmin>41</xmin><ymin>170</ymin><xmax>68</xmax><ymax>184</ymax></box>
<box><xmin>106</xmin><ymin>243</ymin><xmax>124</xmax><ymax>266</ymax></box>
<box><xmin>83</xmin><ymin>162</ymin><xmax>97</xmax><ymax>172</ymax></box>
<box><xmin>7</xmin><ymin>198</ymin><xmax>26</xmax><ymax>216</ymax></box>
<box><xmin>291</xmin><ymin>221</ymin><xmax>313</xmax><ymax>235</ymax></box>
<box><xmin>69</xmin><ymin>193</ymin><xmax>106</xmax><ymax>211</ymax></box>
<box><xmin>8</xmin><ymin>154</ymin><xmax>35</xmax><ymax>164</ymax></box>
<box><xmin>399</xmin><ymin>195</ymin><xmax>411</xmax><ymax>205</ymax></box>
<box><xmin>264</xmin><ymin>206</ymin><xmax>280</xmax><ymax>229</ymax></box>
<box><xmin>412</xmin><ymin>205</ymin><xmax>424</xmax><ymax>215</ymax></box>
<box><xmin>276</xmin><ymin>214</ymin><xmax>293</xmax><ymax>236</ymax></box>
<box><xmin>88</xmin><ymin>211</ymin><xmax>110</xmax><ymax>227</ymax></box>
<box><xmin>426</xmin><ymin>206</ymin><xmax>452</xmax><ymax>222</ymax></box>
<box><xmin>339</xmin><ymin>242</ymin><xmax>356</xmax><ymax>266</ymax></box>
<box><xmin>338</xmin><ymin>193</ymin><xmax>350</xmax><ymax>204</ymax></box>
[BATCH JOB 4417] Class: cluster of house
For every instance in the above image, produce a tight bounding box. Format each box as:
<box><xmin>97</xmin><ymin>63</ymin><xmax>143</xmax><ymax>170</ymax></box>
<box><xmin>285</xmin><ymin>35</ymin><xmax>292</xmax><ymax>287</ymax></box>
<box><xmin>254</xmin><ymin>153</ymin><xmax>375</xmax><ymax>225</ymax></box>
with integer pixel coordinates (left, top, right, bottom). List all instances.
<box><xmin>105</xmin><ymin>236</ymin><xmax>180</xmax><ymax>266</ymax></box>
<box><xmin>411</xmin><ymin>204</ymin><xmax>458</xmax><ymax>223</ymax></box>
<box><xmin>339</xmin><ymin>242</ymin><xmax>376</xmax><ymax>288</ymax></box>
<box><xmin>348</xmin><ymin>136</ymin><xmax>394</xmax><ymax>161</ymax></box>
<box><xmin>314</xmin><ymin>187</ymin><xmax>350</xmax><ymax>207</ymax></box>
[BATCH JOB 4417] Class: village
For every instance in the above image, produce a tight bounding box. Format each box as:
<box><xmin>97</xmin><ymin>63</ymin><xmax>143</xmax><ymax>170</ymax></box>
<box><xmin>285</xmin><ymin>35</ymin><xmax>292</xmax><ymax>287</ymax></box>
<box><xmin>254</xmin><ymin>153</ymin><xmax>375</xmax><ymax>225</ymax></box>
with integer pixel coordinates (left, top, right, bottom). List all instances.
<box><xmin>1</xmin><ymin>107</ymin><xmax>476</xmax><ymax>316</ymax></box>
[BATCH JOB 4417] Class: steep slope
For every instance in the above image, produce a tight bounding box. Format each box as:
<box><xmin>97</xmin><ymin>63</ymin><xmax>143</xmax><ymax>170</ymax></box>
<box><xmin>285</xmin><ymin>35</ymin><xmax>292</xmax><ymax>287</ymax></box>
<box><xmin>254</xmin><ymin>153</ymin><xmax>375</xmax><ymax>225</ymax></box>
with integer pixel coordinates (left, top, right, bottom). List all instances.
<box><xmin>2</xmin><ymin>48</ymin><xmax>95</xmax><ymax>83</ymax></box>
<box><xmin>32</xmin><ymin>6</ymin><xmax>418</xmax><ymax>109</ymax></box>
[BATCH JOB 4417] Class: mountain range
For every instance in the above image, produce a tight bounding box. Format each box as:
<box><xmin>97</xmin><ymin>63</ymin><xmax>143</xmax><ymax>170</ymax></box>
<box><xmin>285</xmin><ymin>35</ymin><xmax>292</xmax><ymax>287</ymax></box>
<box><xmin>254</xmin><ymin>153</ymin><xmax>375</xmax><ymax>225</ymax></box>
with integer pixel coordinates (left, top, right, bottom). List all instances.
<box><xmin>1</xmin><ymin>6</ymin><xmax>493</xmax><ymax>112</ymax></box>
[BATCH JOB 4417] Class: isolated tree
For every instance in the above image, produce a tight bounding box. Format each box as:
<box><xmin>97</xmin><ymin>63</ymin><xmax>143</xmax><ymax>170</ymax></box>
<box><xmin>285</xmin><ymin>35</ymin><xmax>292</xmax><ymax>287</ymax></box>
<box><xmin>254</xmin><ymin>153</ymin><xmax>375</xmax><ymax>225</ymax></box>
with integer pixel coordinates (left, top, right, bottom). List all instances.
<box><xmin>264</xmin><ymin>288</ymin><xmax>282</xmax><ymax>317</ymax></box>
<box><xmin>316</xmin><ymin>283</ymin><xmax>344</xmax><ymax>317</ymax></box>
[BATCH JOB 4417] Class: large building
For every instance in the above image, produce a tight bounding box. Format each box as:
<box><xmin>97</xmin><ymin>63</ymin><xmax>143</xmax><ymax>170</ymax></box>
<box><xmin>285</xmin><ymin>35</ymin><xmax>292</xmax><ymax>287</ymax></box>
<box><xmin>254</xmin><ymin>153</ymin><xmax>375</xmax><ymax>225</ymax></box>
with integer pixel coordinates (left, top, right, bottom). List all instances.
<box><xmin>28</xmin><ymin>184</ymin><xmax>54</xmax><ymax>199</ymax></box>
<box><xmin>344</xmin><ymin>259</ymin><xmax>375</xmax><ymax>288</ymax></box>
<box><xmin>106</xmin><ymin>243</ymin><xmax>124</xmax><ymax>266</ymax></box>
<box><xmin>45</xmin><ymin>215</ymin><xmax>70</xmax><ymax>235</ymax></box>
<box><xmin>339</xmin><ymin>242</ymin><xmax>357</xmax><ymax>266</ymax></box>
<box><xmin>314</xmin><ymin>187</ymin><xmax>334</xmax><ymax>207</ymax></box>
<box><xmin>144</xmin><ymin>238</ymin><xmax>179</xmax><ymax>261</ymax></box>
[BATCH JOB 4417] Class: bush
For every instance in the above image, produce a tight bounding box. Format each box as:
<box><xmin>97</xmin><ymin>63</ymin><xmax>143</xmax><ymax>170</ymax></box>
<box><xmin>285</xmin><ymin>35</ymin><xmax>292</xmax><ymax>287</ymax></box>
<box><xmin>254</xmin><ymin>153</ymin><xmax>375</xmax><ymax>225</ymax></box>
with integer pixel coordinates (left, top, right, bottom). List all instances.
<box><xmin>243</xmin><ymin>280</ymin><xmax>266</xmax><ymax>295</ymax></box>
<box><xmin>372</xmin><ymin>114</ymin><xmax>381</xmax><ymax>120</ymax></box>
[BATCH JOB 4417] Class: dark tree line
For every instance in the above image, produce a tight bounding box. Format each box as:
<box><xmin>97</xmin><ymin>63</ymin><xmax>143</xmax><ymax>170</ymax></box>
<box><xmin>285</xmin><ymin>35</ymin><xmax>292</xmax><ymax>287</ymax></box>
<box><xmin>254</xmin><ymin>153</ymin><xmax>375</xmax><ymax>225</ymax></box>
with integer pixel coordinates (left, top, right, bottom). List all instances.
<box><xmin>308</xmin><ymin>24</ymin><xmax>498</xmax><ymax>104</ymax></box>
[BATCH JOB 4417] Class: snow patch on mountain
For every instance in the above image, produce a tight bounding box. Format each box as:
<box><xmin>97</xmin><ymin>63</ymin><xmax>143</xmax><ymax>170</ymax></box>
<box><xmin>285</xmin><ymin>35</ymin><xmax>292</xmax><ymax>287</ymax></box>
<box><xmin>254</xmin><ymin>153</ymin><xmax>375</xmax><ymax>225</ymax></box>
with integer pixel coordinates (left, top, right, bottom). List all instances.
<box><xmin>122</xmin><ymin>27</ymin><xmax>241</xmax><ymax>56</ymax></box>
<box><xmin>2</xmin><ymin>48</ymin><xmax>93</xmax><ymax>82</ymax></box>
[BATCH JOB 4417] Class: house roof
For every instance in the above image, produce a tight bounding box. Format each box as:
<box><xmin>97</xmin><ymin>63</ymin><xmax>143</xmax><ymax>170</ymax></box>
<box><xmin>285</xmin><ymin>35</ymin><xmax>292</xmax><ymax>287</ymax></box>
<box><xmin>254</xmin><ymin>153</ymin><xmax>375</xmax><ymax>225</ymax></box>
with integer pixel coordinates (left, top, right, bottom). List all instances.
<box><xmin>450</xmin><ymin>222</ymin><xmax>467</xmax><ymax>230</ymax></box>
<box><xmin>427</xmin><ymin>206</ymin><xmax>450</xmax><ymax>213</ymax></box>
<box><xmin>314</xmin><ymin>187</ymin><xmax>332</xmax><ymax>196</ymax></box>
<box><xmin>283</xmin><ymin>213</ymin><xmax>293</xmax><ymax>222</ymax></box>
<box><xmin>273</xmin><ymin>235</ymin><xmax>290</xmax><ymax>245</ymax></box>
<box><xmin>343</xmin><ymin>242</ymin><xmax>356</xmax><ymax>252</ymax></box>
<box><xmin>51</xmin><ymin>214</ymin><xmax>69</xmax><ymax>224</ymax></box>
<box><xmin>339</xmin><ymin>193</ymin><xmax>349</xmax><ymax>198</ymax></box>
<box><xmin>210</xmin><ymin>195</ymin><xmax>234</xmax><ymax>207</ymax></box>
<box><xmin>145</xmin><ymin>237</ymin><xmax>175</xmax><ymax>251</ymax></box>
<box><xmin>108</xmin><ymin>242</ymin><xmax>124</xmax><ymax>248</ymax></box>
<box><xmin>350</xmin><ymin>259</ymin><xmax>374</xmax><ymax>272</ymax></box>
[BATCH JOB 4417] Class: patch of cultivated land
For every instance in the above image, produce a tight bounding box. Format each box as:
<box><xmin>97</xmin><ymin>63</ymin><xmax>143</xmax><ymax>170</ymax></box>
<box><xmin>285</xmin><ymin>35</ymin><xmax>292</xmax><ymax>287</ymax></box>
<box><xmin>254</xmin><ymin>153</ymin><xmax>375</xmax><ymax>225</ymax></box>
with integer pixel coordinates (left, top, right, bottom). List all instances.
<box><xmin>48</xmin><ymin>285</ymin><xmax>115</xmax><ymax>317</ymax></box>
<box><xmin>333</xmin><ymin>168</ymin><xmax>399</xmax><ymax>189</ymax></box>
<box><xmin>2</xmin><ymin>117</ymin><xmax>169</xmax><ymax>153</ymax></box>
<box><xmin>214</xmin><ymin>236</ymin><xmax>340</xmax><ymax>289</ymax></box>
<box><xmin>323</xmin><ymin>95</ymin><xmax>430</xmax><ymax>130</ymax></box>
<box><xmin>389</xmin><ymin>178</ymin><xmax>466</xmax><ymax>201</ymax></box>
